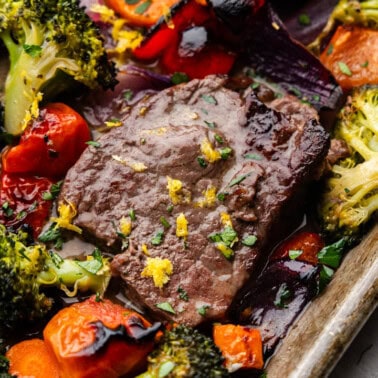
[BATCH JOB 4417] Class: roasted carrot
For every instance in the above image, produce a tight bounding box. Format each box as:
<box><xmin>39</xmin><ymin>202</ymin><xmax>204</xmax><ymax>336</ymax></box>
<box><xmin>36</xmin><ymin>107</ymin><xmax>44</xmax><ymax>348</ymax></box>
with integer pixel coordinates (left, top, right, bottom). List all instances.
<box><xmin>320</xmin><ymin>25</ymin><xmax>378</xmax><ymax>90</ymax></box>
<box><xmin>6</xmin><ymin>338</ymin><xmax>60</xmax><ymax>378</ymax></box>
<box><xmin>213</xmin><ymin>324</ymin><xmax>264</xmax><ymax>371</ymax></box>
<box><xmin>104</xmin><ymin>0</ymin><xmax>179</xmax><ymax>27</ymax></box>
<box><xmin>43</xmin><ymin>296</ymin><xmax>161</xmax><ymax>378</ymax></box>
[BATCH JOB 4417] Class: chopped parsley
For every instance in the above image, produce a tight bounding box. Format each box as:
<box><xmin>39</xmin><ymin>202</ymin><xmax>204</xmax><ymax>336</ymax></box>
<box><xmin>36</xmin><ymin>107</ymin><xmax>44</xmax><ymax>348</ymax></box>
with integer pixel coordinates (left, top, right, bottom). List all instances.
<box><xmin>242</xmin><ymin>235</ymin><xmax>257</xmax><ymax>247</ymax></box>
<box><xmin>38</xmin><ymin>223</ymin><xmax>64</xmax><ymax>250</ymax></box>
<box><xmin>201</xmin><ymin>94</ymin><xmax>217</xmax><ymax>105</ymax></box>
<box><xmin>216</xmin><ymin>192</ymin><xmax>228</xmax><ymax>202</ymax></box>
<box><xmin>156</xmin><ymin>302</ymin><xmax>176</xmax><ymax>314</ymax></box>
<box><xmin>326</xmin><ymin>43</ymin><xmax>334</xmax><ymax>56</ymax></box>
<box><xmin>129</xmin><ymin>209</ymin><xmax>136</xmax><ymax>221</ymax></box>
<box><xmin>77</xmin><ymin>248</ymin><xmax>104</xmax><ymax>274</ymax></box>
<box><xmin>361</xmin><ymin>60</ymin><xmax>369</xmax><ymax>68</ymax></box>
<box><xmin>2</xmin><ymin>202</ymin><xmax>14</xmax><ymax>217</ymax></box>
<box><xmin>318</xmin><ymin>265</ymin><xmax>334</xmax><ymax>292</ymax></box>
<box><xmin>177</xmin><ymin>286</ymin><xmax>189</xmax><ymax>301</ymax></box>
<box><xmin>244</xmin><ymin>153</ymin><xmax>262</xmax><ymax>160</ymax></box>
<box><xmin>197</xmin><ymin>156</ymin><xmax>208</xmax><ymax>168</ymax></box>
<box><xmin>197</xmin><ymin>305</ymin><xmax>210</xmax><ymax>316</ymax></box>
<box><xmin>23</xmin><ymin>44</ymin><xmax>42</xmax><ymax>57</ymax></box>
<box><xmin>171</xmin><ymin>72</ymin><xmax>189</xmax><ymax>85</ymax></box>
<box><xmin>251</xmin><ymin>82</ymin><xmax>260</xmax><ymax>90</ymax></box>
<box><xmin>86</xmin><ymin>140</ymin><xmax>101</xmax><ymax>148</ymax></box>
<box><xmin>135</xmin><ymin>0</ymin><xmax>151</xmax><ymax>15</ymax></box>
<box><xmin>317</xmin><ymin>238</ymin><xmax>346</xmax><ymax>268</ymax></box>
<box><xmin>229</xmin><ymin>174</ymin><xmax>248</xmax><ymax>187</ymax></box>
<box><xmin>123</xmin><ymin>89</ymin><xmax>134</xmax><ymax>101</ymax></box>
<box><xmin>209</xmin><ymin>226</ymin><xmax>238</xmax><ymax>248</ymax></box>
<box><xmin>42</xmin><ymin>181</ymin><xmax>63</xmax><ymax>201</ymax></box>
<box><xmin>214</xmin><ymin>134</ymin><xmax>224</xmax><ymax>144</ymax></box>
<box><xmin>151</xmin><ymin>230</ymin><xmax>164</xmax><ymax>246</ymax></box>
<box><xmin>160</xmin><ymin>216</ymin><xmax>170</xmax><ymax>229</ymax></box>
<box><xmin>125</xmin><ymin>0</ymin><xmax>140</xmax><ymax>4</ymax></box>
<box><xmin>338</xmin><ymin>61</ymin><xmax>352</xmax><ymax>76</ymax></box>
<box><xmin>220</xmin><ymin>147</ymin><xmax>232</xmax><ymax>160</ymax></box>
<box><xmin>298</xmin><ymin>13</ymin><xmax>311</xmax><ymax>26</ymax></box>
<box><xmin>274</xmin><ymin>283</ymin><xmax>292</xmax><ymax>308</ymax></box>
<box><xmin>167</xmin><ymin>204</ymin><xmax>174</xmax><ymax>213</ymax></box>
<box><xmin>204</xmin><ymin>120</ymin><xmax>216</xmax><ymax>129</ymax></box>
<box><xmin>289</xmin><ymin>249</ymin><xmax>303</xmax><ymax>260</ymax></box>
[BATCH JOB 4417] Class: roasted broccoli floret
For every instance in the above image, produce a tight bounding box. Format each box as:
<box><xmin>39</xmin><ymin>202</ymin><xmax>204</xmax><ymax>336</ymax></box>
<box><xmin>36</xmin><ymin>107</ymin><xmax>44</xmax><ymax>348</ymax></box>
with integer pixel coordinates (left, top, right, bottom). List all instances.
<box><xmin>137</xmin><ymin>324</ymin><xmax>228</xmax><ymax>378</ymax></box>
<box><xmin>0</xmin><ymin>0</ymin><xmax>117</xmax><ymax>135</ymax></box>
<box><xmin>310</xmin><ymin>0</ymin><xmax>378</xmax><ymax>54</ymax></box>
<box><xmin>319</xmin><ymin>86</ymin><xmax>378</xmax><ymax>238</ymax></box>
<box><xmin>0</xmin><ymin>224</ymin><xmax>111</xmax><ymax>329</ymax></box>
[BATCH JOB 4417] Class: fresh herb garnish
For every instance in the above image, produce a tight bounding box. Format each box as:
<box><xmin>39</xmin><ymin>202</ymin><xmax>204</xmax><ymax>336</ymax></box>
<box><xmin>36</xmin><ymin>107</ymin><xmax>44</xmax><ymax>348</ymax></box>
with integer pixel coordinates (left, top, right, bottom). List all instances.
<box><xmin>42</xmin><ymin>181</ymin><xmax>63</xmax><ymax>201</ymax></box>
<box><xmin>289</xmin><ymin>249</ymin><xmax>303</xmax><ymax>260</ymax></box>
<box><xmin>214</xmin><ymin>134</ymin><xmax>224</xmax><ymax>144</ymax></box>
<box><xmin>171</xmin><ymin>72</ymin><xmax>189</xmax><ymax>85</ymax></box>
<box><xmin>326</xmin><ymin>43</ymin><xmax>334</xmax><ymax>56</ymax></box>
<box><xmin>167</xmin><ymin>204</ymin><xmax>174</xmax><ymax>213</ymax></box>
<box><xmin>38</xmin><ymin>223</ymin><xmax>64</xmax><ymax>249</ymax></box>
<box><xmin>251</xmin><ymin>82</ymin><xmax>260</xmax><ymax>90</ymax></box>
<box><xmin>160</xmin><ymin>216</ymin><xmax>170</xmax><ymax>229</ymax></box>
<box><xmin>317</xmin><ymin>238</ymin><xmax>346</xmax><ymax>268</ymax></box>
<box><xmin>209</xmin><ymin>226</ymin><xmax>238</xmax><ymax>248</ymax></box>
<box><xmin>2</xmin><ymin>202</ymin><xmax>13</xmax><ymax>217</ymax></box>
<box><xmin>216</xmin><ymin>192</ymin><xmax>228</xmax><ymax>201</ymax></box>
<box><xmin>318</xmin><ymin>265</ymin><xmax>334</xmax><ymax>292</ymax></box>
<box><xmin>135</xmin><ymin>0</ymin><xmax>151</xmax><ymax>15</ymax></box>
<box><xmin>177</xmin><ymin>285</ymin><xmax>189</xmax><ymax>301</ymax></box>
<box><xmin>204</xmin><ymin>120</ymin><xmax>216</xmax><ymax>129</ymax></box>
<box><xmin>125</xmin><ymin>0</ymin><xmax>140</xmax><ymax>4</ymax></box>
<box><xmin>361</xmin><ymin>61</ymin><xmax>369</xmax><ymax>68</ymax></box>
<box><xmin>86</xmin><ymin>140</ymin><xmax>101</xmax><ymax>148</ymax></box>
<box><xmin>274</xmin><ymin>283</ymin><xmax>292</xmax><ymax>308</ymax></box>
<box><xmin>244</xmin><ymin>153</ymin><xmax>262</xmax><ymax>160</ymax></box>
<box><xmin>129</xmin><ymin>209</ymin><xmax>136</xmax><ymax>221</ymax></box>
<box><xmin>151</xmin><ymin>230</ymin><xmax>164</xmax><ymax>246</ymax></box>
<box><xmin>197</xmin><ymin>156</ymin><xmax>208</xmax><ymax>168</ymax></box>
<box><xmin>23</xmin><ymin>44</ymin><xmax>42</xmax><ymax>57</ymax></box>
<box><xmin>123</xmin><ymin>89</ymin><xmax>134</xmax><ymax>101</ymax></box>
<box><xmin>197</xmin><ymin>305</ymin><xmax>210</xmax><ymax>316</ymax></box>
<box><xmin>77</xmin><ymin>248</ymin><xmax>104</xmax><ymax>274</ymax></box>
<box><xmin>298</xmin><ymin>13</ymin><xmax>311</xmax><ymax>26</ymax></box>
<box><xmin>338</xmin><ymin>61</ymin><xmax>353</xmax><ymax>76</ymax></box>
<box><xmin>156</xmin><ymin>302</ymin><xmax>176</xmax><ymax>314</ymax></box>
<box><xmin>220</xmin><ymin>147</ymin><xmax>232</xmax><ymax>160</ymax></box>
<box><xmin>201</xmin><ymin>94</ymin><xmax>217</xmax><ymax>105</ymax></box>
<box><xmin>229</xmin><ymin>174</ymin><xmax>248</xmax><ymax>187</ymax></box>
<box><xmin>242</xmin><ymin>235</ymin><xmax>257</xmax><ymax>247</ymax></box>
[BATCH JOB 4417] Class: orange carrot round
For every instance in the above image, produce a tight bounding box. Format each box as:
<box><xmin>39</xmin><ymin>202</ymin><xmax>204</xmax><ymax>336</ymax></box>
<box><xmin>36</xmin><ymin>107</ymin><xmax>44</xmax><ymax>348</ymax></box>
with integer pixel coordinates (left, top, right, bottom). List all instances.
<box><xmin>320</xmin><ymin>25</ymin><xmax>378</xmax><ymax>90</ymax></box>
<box><xmin>213</xmin><ymin>324</ymin><xmax>264</xmax><ymax>371</ymax></box>
<box><xmin>6</xmin><ymin>339</ymin><xmax>60</xmax><ymax>378</ymax></box>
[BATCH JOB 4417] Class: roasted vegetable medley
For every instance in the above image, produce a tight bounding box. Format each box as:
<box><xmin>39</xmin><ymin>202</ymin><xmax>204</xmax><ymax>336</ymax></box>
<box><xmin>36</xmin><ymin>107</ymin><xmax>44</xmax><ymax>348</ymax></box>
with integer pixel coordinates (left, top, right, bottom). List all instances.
<box><xmin>0</xmin><ymin>0</ymin><xmax>377</xmax><ymax>377</ymax></box>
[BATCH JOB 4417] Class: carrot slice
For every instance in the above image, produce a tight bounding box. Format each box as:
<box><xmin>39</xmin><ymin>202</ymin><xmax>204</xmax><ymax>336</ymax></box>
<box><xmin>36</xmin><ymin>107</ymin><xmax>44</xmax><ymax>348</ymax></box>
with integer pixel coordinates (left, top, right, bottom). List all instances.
<box><xmin>6</xmin><ymin>339</ymin><xmax>60</xmax><ymax>378</ymax></box>
<box><xmin>104</xmin><ymin>0</ymin><xmax>180</xmax><ymax>27</ymax></box>
<box><xmin>213</xmin><ymin>324</ymin><xmax>264</xmax><ymax>371</ymax></box>
<box><xmin>320</xmin><ymin>25</ymin><xmax>378</xmax><ymax>90</ymax></box>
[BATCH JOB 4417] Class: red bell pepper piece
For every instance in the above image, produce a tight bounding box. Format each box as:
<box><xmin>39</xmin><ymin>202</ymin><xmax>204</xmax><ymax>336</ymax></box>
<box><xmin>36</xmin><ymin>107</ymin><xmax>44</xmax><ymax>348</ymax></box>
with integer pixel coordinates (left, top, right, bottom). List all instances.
<box><xmin>2</xmin><ymin>103</ymin><xmax>91</xmax><ymax>178</ymax></box>
<box><xmin>0</xmin><ymin>173</ymin><xmax>54</xmax><ymax>237</ymax></box>
<box><xmin>270</xmin><ymin>231</ymin><xmax>325</xmax><ymax>266</ymax></box>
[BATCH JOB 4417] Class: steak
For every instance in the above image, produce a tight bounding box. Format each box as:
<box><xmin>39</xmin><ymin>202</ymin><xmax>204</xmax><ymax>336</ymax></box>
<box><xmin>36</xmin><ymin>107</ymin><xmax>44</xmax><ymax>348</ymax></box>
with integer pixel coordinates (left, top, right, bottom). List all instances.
<box><xmin>60</xmin><ymin>76</ymin><xmax>329</xmax><ymax>326</ymax></box>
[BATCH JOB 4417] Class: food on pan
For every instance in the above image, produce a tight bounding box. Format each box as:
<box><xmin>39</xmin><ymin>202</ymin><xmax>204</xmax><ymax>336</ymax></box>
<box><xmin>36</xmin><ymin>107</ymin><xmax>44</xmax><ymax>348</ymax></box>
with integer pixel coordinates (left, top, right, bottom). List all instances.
<box><xmin>0</xmin><ymin>0</ymin><xmax>377</xmax><ymax>377</ymax></box>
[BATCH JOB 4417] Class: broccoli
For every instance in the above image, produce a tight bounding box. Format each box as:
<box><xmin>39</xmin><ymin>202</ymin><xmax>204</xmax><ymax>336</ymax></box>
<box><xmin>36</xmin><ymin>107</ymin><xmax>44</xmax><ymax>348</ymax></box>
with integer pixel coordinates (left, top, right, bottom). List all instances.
<box><xmin>0</xmin><ymin>0</ymin><xmax>117</xmax><ymax>135</ymax></box>
<box><xmin>137</xmin><ymin>324</ymin><xmax>229</xmax><ymax>378</ymax></box>
<box><xmin>319</xmin><ymin>85</ymin><xmax>378</xmax><ymax>238</ymax></box>
<box><xmin>309</xmin><ymin>0</ymin><xmax>378</xmax><ymax>54</ymax></box>
<box><xmin>0</xmin><ymin>224</ymin><xmax>111</xmax><ymax>329</ymax></box>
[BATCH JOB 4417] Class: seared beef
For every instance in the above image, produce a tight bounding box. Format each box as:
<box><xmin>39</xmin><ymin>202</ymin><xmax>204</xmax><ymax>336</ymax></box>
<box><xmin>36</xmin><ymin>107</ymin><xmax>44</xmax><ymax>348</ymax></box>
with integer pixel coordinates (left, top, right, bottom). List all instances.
<box><xmin>60</xmin><ymin>76</ymin><xmax>329</xmax><ymax>326</ymax></box>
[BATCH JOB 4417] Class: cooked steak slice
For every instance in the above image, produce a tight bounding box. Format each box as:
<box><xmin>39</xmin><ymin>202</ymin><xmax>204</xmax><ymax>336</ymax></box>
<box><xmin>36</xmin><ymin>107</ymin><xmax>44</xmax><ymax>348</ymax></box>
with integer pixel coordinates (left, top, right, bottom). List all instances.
<box><xmin>60</xmin><ymin>76</ymin><xmax>329</xmax><ymax>326</ymax></box>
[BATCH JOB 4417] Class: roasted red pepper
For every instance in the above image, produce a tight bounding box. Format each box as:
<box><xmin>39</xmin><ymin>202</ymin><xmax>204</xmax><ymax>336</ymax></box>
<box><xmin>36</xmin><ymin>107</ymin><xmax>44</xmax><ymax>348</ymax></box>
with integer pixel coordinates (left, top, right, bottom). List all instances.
<box><xmin>43</xmin><ymin>296</ymin><xmax>161</xmax><ymax>378</ymax></box>
<box><xmin>132</xmin><ymin>0</ymin><xmax>236</xmax><ymax>78</ymax></box>
<box><xmin>0</xmin><ymin>173</ymin><xmax>54</xmax><ymax>237</ymax></box>
<box><xmin>2</xmin><ymin>103</ymin><xmax>91</xmax><ymax>178</ymax></box>
<box><xmin>270</xmin><ymin>231</ymin><xmax>325</xmax><ymax>266</ymax></box>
